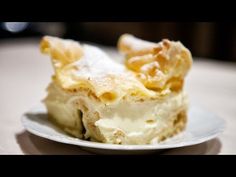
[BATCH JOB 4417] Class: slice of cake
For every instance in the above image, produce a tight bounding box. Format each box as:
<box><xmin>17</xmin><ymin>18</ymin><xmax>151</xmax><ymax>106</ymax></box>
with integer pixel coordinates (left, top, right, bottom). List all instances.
<box><xmin>40</xmin><ymin>34</ymin><xmax>192</xmax><ymax>144</ymax></box>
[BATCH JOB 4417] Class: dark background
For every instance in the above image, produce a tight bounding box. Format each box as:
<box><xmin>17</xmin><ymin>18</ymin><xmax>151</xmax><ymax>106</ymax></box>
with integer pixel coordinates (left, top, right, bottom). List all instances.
<box><xmin>0</xmin><ymin>22</ymin><xmax>235</xmax><ymax>61</ymax></box>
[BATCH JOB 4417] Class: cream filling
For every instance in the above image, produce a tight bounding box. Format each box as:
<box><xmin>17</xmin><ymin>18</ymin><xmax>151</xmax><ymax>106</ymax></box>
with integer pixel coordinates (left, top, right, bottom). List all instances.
<box><xmin>45</xmin><ymin>83</ymin><xmax>187</xmax><ymax>144</ymax></box>
<box><xmin>94</xmin><ymin>91</ymin><xmax>187</xmax><ymax>144</ymax></box>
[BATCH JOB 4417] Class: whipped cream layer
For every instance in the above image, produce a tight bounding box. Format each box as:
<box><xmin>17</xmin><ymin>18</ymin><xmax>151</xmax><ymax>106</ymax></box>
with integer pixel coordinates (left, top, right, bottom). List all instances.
<box><xmin>45</xmin><ymin>83</ymin><xmax>187</xmax><ymax>144</ymax></box>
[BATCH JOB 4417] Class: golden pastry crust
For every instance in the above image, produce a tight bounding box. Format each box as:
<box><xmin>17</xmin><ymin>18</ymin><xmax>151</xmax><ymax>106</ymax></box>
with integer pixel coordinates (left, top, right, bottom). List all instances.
<box><xmin>40</xmin><ymin>35</ymin><xmax>192</xmax><ymax>103</ymax></box>
<box><xmin>40</xmin><ymin>36</ymin><xmax>83</xmax><ymax>69</ymax></box>
<box><xmin>118</xmin><ymin>34</ymin><xmax>192</xmax><ymax>92</ymax></box>
<box><xmin>40</xmin><ymin>36</ymin><xmax>168</xmax><ymax>104</ymax></box>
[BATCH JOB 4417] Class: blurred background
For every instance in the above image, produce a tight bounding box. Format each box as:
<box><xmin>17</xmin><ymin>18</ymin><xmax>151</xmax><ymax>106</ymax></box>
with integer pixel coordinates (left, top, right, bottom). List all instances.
<box><xmin>0</xmin><ymin>22</ymin><xmax>235</xmax><ymax>61</ymax></box>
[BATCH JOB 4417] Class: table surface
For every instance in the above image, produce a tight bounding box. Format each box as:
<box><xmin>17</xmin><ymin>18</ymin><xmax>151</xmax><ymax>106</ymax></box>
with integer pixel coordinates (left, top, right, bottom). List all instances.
<box><xmin>0</xmin><ymin>38</ymin><xmax>236</xmax><ymax>155</ymax></box>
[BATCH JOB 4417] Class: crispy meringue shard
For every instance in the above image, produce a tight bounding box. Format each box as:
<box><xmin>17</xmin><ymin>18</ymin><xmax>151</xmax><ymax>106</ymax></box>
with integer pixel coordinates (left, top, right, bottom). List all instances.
<box><xmin>40</xmin><ymin>34</ymin><xmax>192</xmax><ymax>144</ymax></box>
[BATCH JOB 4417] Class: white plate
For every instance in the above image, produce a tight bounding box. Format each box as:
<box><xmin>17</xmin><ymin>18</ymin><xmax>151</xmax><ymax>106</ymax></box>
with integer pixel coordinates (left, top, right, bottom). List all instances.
<box><xmin>21</xmin><ymin>103</ymin><xmax>225</xmax><ymax>154</ymax></box>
